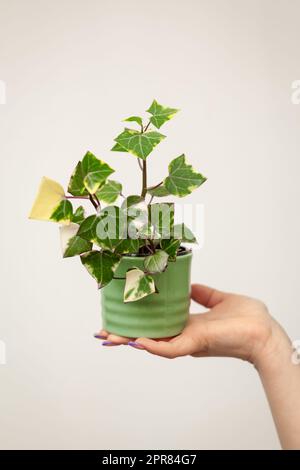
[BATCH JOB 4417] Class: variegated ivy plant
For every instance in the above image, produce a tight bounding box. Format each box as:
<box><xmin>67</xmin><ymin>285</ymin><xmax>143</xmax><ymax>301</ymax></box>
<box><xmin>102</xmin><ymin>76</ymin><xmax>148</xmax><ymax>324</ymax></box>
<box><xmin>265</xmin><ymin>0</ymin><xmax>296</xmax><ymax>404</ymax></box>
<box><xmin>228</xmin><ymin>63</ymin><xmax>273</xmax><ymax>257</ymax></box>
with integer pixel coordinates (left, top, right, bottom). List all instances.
<box><xmin>29</xmin><ymin>100</ymin><xmax>206</xmax><ymax>302</ymax></box>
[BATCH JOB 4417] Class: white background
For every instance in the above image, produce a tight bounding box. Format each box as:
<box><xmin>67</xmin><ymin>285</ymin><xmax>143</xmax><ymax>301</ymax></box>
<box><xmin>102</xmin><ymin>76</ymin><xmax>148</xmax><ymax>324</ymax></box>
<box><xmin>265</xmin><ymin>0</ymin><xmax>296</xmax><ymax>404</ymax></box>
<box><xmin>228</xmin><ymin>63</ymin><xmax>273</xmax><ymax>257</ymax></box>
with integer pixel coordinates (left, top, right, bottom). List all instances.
<box><xmin>0</xmin><ymin>0</ymin><xmax>300</xmax><ymax>450</ymax></box>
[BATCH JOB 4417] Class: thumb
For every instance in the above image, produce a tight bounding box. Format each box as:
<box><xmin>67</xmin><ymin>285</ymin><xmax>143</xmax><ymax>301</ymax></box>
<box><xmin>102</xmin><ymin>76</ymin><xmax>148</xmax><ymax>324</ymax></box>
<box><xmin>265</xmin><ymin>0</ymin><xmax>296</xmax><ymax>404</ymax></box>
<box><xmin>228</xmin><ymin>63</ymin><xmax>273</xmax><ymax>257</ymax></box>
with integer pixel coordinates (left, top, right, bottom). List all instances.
<box><xmin>191</xmin><ymin>284</ymin><xmax>228</xmax><ymax>308</ymax></box>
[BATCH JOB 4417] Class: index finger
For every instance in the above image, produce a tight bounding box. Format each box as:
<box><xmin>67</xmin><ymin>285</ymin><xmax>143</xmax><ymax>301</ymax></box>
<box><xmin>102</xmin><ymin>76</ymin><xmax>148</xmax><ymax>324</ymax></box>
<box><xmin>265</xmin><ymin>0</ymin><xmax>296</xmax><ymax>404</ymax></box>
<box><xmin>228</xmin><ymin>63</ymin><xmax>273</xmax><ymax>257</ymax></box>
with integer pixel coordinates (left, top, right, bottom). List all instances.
<box><xmin>129</xmin><ymin>336</ymin><xmax>195</xmax><ymax>359</ymax></box>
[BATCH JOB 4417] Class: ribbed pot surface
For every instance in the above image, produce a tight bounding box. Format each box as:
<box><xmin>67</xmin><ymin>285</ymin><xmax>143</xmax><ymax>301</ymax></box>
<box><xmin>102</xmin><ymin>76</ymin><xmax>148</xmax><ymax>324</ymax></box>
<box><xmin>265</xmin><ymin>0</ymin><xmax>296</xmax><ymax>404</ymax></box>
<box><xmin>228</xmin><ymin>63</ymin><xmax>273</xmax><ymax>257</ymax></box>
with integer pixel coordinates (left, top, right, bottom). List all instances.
<box><xmin>101</xmin><ymin>251</ymin><xmax>192</xmax><ymax>338</ymax></box>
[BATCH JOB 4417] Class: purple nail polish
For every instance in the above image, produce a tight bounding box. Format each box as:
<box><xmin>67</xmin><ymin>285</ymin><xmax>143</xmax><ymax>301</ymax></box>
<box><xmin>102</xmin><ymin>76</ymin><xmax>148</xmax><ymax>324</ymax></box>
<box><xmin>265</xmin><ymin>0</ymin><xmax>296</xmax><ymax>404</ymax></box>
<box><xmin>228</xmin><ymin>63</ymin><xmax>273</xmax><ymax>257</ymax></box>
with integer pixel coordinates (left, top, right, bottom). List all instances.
<box><xmin>102</xmin><ymin>341</ymin><xmax>115</xmax><ymax>346</ymax></box>
<box><xmin>128</xmin><ymin>341</ymin><xmax>144</xmax><ymax>349</ymax></box>
<box><xmin>94</xmin><ymin>334</ymin><xmax>106</xmax><ymax>339</ymax></box>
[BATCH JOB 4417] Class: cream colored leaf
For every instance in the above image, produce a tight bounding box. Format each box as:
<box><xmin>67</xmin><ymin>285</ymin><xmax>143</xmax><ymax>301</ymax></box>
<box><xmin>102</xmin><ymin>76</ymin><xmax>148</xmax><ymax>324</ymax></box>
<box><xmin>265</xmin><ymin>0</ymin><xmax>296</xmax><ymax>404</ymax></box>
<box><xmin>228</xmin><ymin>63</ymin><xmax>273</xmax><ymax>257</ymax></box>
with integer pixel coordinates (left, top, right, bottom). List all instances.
<box><xmin>59</xmin><ymin>223</ymin><xmax>79</xmax><ymax>254</ymax></box>
<box><xmin>124</xmin><ymin>268</ymin><xmax>156</xmax><ymax>303</ymax></box>
<box><xmin>29</xmin><ymin>177</ymin><xmax>66</xmax><ymax>222</ymax></box>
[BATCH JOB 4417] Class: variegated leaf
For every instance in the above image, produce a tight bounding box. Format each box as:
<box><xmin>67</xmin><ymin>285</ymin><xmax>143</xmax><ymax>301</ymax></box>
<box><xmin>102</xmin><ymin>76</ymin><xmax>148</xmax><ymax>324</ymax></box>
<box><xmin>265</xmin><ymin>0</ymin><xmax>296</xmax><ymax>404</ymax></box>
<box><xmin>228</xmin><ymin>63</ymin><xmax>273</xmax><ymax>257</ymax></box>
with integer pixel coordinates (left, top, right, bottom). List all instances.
<box><xmin>77</xmin><ymin>208</ymin><xmax>126</xmax><ymax>251</ymax></box>
<box><xmin>111</xmin><ymin>142</ymin><xmax>128</xmax><ymax>152</ymax></box>
<box><xmin>126</xmin><ymin>201</ymin><xmax>149</xmax><ymax>239</ymax></box>
<box><xmin>114</xmin><ymin>238</ymin><xmax>140</xmax><ymax>254</ymax></box>
<box><xmin>173</xmin><ymin>223</ymin><xmax>197</xmax><ymax>243</ymax></box>
<box><xmin>164</xmin><ymin>154</ymin><xmax>206</xmax><ymax>197</ymax></box>
<box><xmin>77</xmin><ymin>215</ymin><xmax>99</xmax><ymax>243</ymax></box>
<box><xmin>81</xmin><ymin>151</ymin><xmax>114</xmax><ymax>194</ymax></box>
<box><xmin>112</xmin><ymin>128</ymin><xmax>165</xmax><ymax>160</ymax></box>
<box><xmin>68</xmin><ymin>161</ymin><xmax>88</xmax><ymax>196</ymax></box>
<box><xmin>96</xmin><ymin>179</ymin><xmax>122</xmax><ymax>204</ymax></box>
<box><xmin>123</xmin><ymin>116</ymin><xmax>143</xmax><ymax>126</ymax></box>
<box><xmin>146</xmin><ymin>100</ymin><xmax>179</xmax><ymax>129</ymax></box>
<box><xmin>64</xmin><ymin>236</ymin><xmax>92</xmax><ymax>258</ymax></box>
<box><xmin>161</xmin><ymin>238</ymin><xmax>181</xmax><ymax>259</ymax></box>
<box><xmin>68</xmin><ymin>151</ymin><xmax>114</xmax><ymax>196</ymax></box>
<box><xmin>95</xmin><ymin>205</ymin><xmax>125</xmax><ymax>250</ymax></box>
<box><xmin>136</xmin><ymin>222</ymin><xmax>160</xmax><ymax>240</ymax></box>
<box><xmin>148</xmin><ymin>184</ymin><xmax>170</xmax><ymax>197</ymax></box>
<box><xmin>144</xmin><ymin>250</ymin><xmax>169</xmax><ymax>274</ymax></box>
<box><xmin>124</xmin><ymin>268</ymin><xmax>156</xmax><ymax>303</ymax></box>
<box><xmin>121</xmin><ymin>196</ymin><xmax>149</xmax><ymax>238</ymax></box>
<box><xmin>29</xmin><ymin>177</ymin><xmax>65</xmax><ymax>222</ymax></box>
<box><xmin>50</xmin><ymin>200</ymin><xmax>73</xmax><ymax>223</ymax></box>
<box><xmin>80</xmin><ymin>250</ymin><xmax>120</xmax><ymax>288</ymax></box>
<box><xmin>149</xmin><ymin>203</ymin><xmax>174</xmax><ymax>239</ymax></box>
<box><xmin>121</xmin><ymin>195</ymin><xmax>144</xmax><ymax>214</ymax></box>
<box><xmin>71</xmin><ymin>206</ymin><xmax>85</xmax><ymax>224</ymax></box>
<box><xmin>60</xmin><ymin>223</ymin><xmax>92</xmax><ymax>258</ymax></box>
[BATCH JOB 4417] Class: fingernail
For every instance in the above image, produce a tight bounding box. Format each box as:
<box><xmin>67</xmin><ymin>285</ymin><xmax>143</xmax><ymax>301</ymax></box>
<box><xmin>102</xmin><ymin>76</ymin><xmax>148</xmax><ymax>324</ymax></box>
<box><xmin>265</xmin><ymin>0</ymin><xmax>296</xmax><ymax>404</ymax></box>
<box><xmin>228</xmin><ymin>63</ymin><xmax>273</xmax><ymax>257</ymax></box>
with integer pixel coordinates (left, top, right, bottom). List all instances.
<box><xmin>94</xmin><ymin>334</ymin><xmax>106</xmax><ymax>339</ymax></box>
<box><xmin>102</xmin><ymin>341</ymin><xmax>115</xmax><ymax>346</ymax></box>
<box><xmin>128</xmin><ymin>341</ymin><xmax>144</xmax><ymax>349</ymax></box>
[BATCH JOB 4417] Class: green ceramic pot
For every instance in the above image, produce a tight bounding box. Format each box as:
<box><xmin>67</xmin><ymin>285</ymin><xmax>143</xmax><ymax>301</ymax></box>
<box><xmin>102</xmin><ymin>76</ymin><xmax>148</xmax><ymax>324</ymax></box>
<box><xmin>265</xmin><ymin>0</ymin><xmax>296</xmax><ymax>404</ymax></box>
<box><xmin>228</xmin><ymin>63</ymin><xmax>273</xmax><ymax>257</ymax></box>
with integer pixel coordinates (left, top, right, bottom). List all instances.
<box><xmin>101</xmin><ymin>250</ymin><xmax>192</xmax><ymax>338</ymax></box>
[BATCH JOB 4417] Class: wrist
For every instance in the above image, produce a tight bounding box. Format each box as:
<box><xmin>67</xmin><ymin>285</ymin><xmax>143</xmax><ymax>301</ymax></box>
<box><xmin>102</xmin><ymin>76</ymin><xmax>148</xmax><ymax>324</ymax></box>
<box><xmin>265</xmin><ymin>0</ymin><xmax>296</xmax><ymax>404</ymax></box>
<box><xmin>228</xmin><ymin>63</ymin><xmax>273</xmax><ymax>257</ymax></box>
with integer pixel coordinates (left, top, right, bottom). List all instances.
<box><xmin>253</xmin><ymin>319</ymin><xmax>292</xmax><ymax>375</ymax></box>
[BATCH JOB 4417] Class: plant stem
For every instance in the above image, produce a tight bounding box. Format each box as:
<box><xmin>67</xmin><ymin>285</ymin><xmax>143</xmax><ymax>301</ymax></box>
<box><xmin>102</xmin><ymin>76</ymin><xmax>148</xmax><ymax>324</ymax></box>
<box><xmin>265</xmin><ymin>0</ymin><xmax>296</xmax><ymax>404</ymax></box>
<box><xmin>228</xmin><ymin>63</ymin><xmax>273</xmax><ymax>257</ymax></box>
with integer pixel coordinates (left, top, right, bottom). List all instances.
<box><xmin>141</xmin><ymin>159</ymin><xmax>147</xmax><ymax>198</ymax></box>
<box><xmin>137</xmin><ymin>158</ymin><xmax>143</xmax><ymax>171</ymax></box>
<box><xmin>89</xmin><ymin>194</ymin><xmax>98</xmax><ymax>210</ymax></box>
<box><xmin>146</xmin><ymin>181</ymin><xmax>163</xmax><ymax>191</ymax></box>
<box><xmin>66</xmin><ymin>193</ymin><xmax>99</xmax><ymax>212</ymax></box>
<box><xmin>149</xmin><ymin>239</ymin><xmax>156</xmax><ymax>253</ymax></box>
<box><xmin>139</xmin><ymin>120</ymin><xmax>151</xmax><ymax>198</ymax></box>
<box><xmin>143</xmin><ymin>121</ymin><xmax>151</xmax><ymax>133</ymax></box>
<box><xmin>145</xmin><ymin>240</ymin><xmax>154</xmax><ymax>254</ymax></box>
<box><xmin>93</xmin><ymin>193</ymin><xmax>101</xmax><ymax>209</ymax></box>
<box><xmin>65</xmin><ymin>195</ymin><xmax>89</xmax><ymax>200</ymax></box>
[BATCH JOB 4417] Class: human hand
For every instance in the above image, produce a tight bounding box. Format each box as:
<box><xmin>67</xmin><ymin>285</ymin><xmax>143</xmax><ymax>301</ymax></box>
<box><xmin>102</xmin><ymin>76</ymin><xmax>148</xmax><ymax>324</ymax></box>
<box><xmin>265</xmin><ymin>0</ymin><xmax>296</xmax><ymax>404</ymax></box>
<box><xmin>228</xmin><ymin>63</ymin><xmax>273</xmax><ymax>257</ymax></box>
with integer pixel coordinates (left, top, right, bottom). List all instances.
<box><xmin>95</xmin><ymin>285</ymin><xmax>300</xmax><ymax>449</ymax></box>
<box><xmin>95</xmin><ymin>284</ymin><xmax>287</xmax><ymax>366</ymax></box>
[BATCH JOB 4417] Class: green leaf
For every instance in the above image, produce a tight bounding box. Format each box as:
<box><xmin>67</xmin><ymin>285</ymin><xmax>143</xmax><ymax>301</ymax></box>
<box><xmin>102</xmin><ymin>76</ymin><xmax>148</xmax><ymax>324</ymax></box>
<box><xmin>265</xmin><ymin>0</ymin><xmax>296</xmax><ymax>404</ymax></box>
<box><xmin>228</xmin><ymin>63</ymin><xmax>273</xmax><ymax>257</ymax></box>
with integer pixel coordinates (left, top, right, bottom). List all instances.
<box><xmin>123</xmin><ymin>116</ymin><xmax>143</xmax><ymax>126</ymax></box>
<box><xmin>71</xmin><ymin>206</ymin><xmax>85</xmax><ymax>224</ymax></box>
<box><xmin>136</xmin><ymin>222</ymin><xmax>157</xmax><ymax>240</ymax></box>
<box><xmin>77</xmin><ymin>215</ymin><xmax>99</xmax><ymax>243</ymax></box>
<box><xmin>82</xmin><ymin>151</ymin><xmax>115</xmax><ymax>194</ymax></box>
<box><xmin>164</xmin><ymin>154</ymin><xmax>207</xmax><ymax>197</ymax></box>
<box><xmin>96</xmin><ymin>205</ymin><xmax>125</xmax><ymax>248</ymax></box>
<box><xmin>78</xmin><ymin>208</ymin><xmax>126</xmax><ymax>251</ymax></box>
<box><xmin>111</xmin><ymin>142</ymin><xmax>128</xmax><ymax>152</ymax></box>
<box><xmin>68</xmin><ymin>161</ymin><xmax>89</xmax><ymax>196</ymax></box>
<box><xmin>147</xmin><ymin>99</ymin><xmax>179</xmax><ymax>129</ymax></box>
<box><xmin>149</xmin><ymin>203</ymin><xmax>174</xmax><ymax>239</ymax></box>
<box><xmin>64</xmin><ymin>236</ymin><xmax>92</xmax><ymax>258</ymax></box>
<box><xmin>144</xmin><ymin>250</ymin><xmax>169</xmax><ymax>274</ymax></box>
<box><xmin>96</xmin><ymin>180</ymin><xmax>122</xmax><ymax>204</ymax></box>
<box><xmin>50</xmin><ymin>200</ymin><xmax>73</xmax><ymax>223</ymax></box>
<box><xmin>121</xmin><ymin>196</ymin><xmax>149</xmax><ymax>238</ymax></box>
<box><xmin>148</xmin><ymin>184</ymin><xmax>170</xmax><ymax>197</ymax></box>
<box><xmin>80</xmin><ymin>250</ymin><xmax>120</xmax><ymax>288</ymax></box>
<box><xmin>113</xmin><ymin>128</ymin><xmax>165</xmax><ymax>160</ymax></box>
<box><xmin>68</xmin><ymin>152</ymin><xmax>114</xmax><ymax>196</ymax></box>
<box><xmin>161</xmin><ymin>239</ymin><xmax>181</xmax><ymax>260</ymax></box>
<box><xmin>60</xmin><ymin>223</ymin><xmax>92</xmax><ymax>258</ymax></box>
<box><xmin>173</xmin><ymin>223</ymin><xmax>197</xmax><ymax>243</ymax></box>
<box><xmin>121</xmin><ymin>195</ymin><xmax>144</xmax><ymax>212</ymax></box>
<box><xmin>124</xmin><ymin>268</ymin><xmax>156</xmax><ymax>303</ymax></box>
<box><xmin>114</xmin><ymin>238</ymin><xmax>140</xmax><ymax>254</ymax></box>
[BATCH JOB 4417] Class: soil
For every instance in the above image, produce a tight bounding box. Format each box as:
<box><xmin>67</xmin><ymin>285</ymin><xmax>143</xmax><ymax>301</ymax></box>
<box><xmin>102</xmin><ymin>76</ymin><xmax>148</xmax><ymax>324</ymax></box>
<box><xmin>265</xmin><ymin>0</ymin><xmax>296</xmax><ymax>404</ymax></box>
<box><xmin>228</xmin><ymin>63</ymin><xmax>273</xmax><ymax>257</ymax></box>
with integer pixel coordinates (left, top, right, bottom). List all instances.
<box><xmin>123</xmin><ymin>244</ymin><xmax>191</xmax><ymax>258</ymax></box>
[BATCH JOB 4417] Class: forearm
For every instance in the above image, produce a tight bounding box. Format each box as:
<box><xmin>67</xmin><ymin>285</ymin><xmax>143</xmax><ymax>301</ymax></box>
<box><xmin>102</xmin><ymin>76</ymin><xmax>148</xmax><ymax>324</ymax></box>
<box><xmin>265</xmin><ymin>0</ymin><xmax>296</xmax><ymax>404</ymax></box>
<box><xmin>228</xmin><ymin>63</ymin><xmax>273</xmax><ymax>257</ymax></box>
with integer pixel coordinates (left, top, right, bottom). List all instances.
<box><xmin>255</xmin><ymin>323</ymin><xmax>300</xmax><ymax>449</ymax></box>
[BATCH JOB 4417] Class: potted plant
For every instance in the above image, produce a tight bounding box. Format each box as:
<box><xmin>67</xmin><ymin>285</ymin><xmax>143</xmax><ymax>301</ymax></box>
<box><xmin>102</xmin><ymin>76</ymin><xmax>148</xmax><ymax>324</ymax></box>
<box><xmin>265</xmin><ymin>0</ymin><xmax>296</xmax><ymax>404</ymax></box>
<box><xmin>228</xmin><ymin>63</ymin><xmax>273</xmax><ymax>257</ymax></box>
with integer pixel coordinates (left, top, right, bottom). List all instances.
<box><xmin>29</xmin><ymin>100</ymin><xmax>206</xmax><ymax>338</ymax></box>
